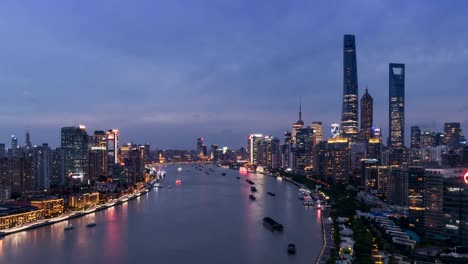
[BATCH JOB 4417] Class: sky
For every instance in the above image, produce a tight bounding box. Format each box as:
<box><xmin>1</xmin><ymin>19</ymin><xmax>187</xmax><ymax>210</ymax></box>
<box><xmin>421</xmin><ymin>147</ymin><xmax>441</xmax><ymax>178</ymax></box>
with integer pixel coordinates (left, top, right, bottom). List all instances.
<box><xmin>0</xmin><ymin>0</ymin><xmax>467</xmax><ymax>149</ymax></box>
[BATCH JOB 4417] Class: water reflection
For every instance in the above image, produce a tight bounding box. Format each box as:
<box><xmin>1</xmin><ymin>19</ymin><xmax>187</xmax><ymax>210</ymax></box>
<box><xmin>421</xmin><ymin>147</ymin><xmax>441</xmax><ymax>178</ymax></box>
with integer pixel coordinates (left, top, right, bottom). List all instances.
<box><xmin>0</xmin><ymin>164</ymin><xmax>323</xmax><ymax>264</ymax></box>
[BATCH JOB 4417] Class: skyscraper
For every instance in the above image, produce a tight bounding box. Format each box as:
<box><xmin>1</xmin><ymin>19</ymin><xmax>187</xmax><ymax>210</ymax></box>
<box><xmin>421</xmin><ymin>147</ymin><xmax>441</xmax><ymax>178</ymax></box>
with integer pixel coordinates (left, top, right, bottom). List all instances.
<box><xmin>360</xmin><ymin>87</ymin><xmax>373</xmax><ymax>143</ymax></box>
<box><xmin>247</xmin><ymin>134</ymin><xmax>263</xmax><ymax>165</ymax></box>
<box><xmin>444</xmin><ymin>122</ymin><xmax>462</xmax><ymax>149</ymax></box>
<box><xmin>11</xmin><ymin>135</ymin><xmax>18</xmax><ymax>157</ymax></box>
<box><xmin>25</xmin><ymin>129</ymin><xmax>33</xmax><ymax>159</ymax></box>
<box><xmin>311</xmin><ymin>122</ymin><xmax>323</xmax><ymax>144</ymax></box>
<box><xmin>106</xmin><ymin>129</ymin><xmax>119</xmax><ymax>165</ymax></box>
<box><xmin>61</xmin><ymin>126</ymin><xmax>89</xmax><ymax>184</ymax></box>
<box><xmin>341</xmin><ymin>34</ymin><xmax>359</xmax><ymax>142</ymax></box>
<box><xmin>389</xmin><ymin>63</ymin><xmax>405</xmax><ymax>148</ymax></box>
<box><xmin>410</xmin><ymin>126</ymin><xmax>421</xmax><ymax>148</ymax></box>
<box><xmin>295</xmin><ymin>127</ymin><xmax>314</xmax><ymax>171</ymax></box>
<box><xmin>291</xmin><ymin>98</ymin><xmax>304</xmax><ymax>143</ymax></box>
<box><xmin>196</xmin><ymin>138</ymin><xmax>204</xmax><ymax>157</ymax></box>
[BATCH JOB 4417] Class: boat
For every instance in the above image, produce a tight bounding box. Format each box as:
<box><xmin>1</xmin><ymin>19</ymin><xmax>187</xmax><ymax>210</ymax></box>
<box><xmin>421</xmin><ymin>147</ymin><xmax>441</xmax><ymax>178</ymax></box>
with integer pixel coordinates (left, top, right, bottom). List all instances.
<box><xmin>168</xmin><ymin>185</ymin><xmax>172</xmax><ymax>189</ymax></box>
<box><xmin>64</xmin><ymin>223</ymin><xmax>74</xmax><ymax>231</ymax></box>
<box><xmin>221</xmin><ymin>173</ymin><xmax>226</xmax><ymax>176</ymax></box>
<box><xmin>276</xmin><ymin>176</ymin><xmax>283</xmax><ymax>181</ymax></box>
<box><xmin>86</xmin><ymin>222</ymin><xmax>96</xmax><ymax>228</ymax></box>
<box><xmin>267</xmin><ymin>192</ymin><xmax>276</xmax><ymax>196</ymax></box>
<box><xmin>176</xmin><ymin>179</ymin><xmax>182</xmax><ymax>185</ymax></box>
<box><xmin>263</xmin><ymin>217</ymin><xmax>283</xmax><ymax>232</ymax></box>
<box><xmin>288</xmin><ymin>243</ymin><xmax>296</xmax><ymax>254</ymax></box>
<box><xmin>245</xmin><ymin>179</ymin><xmax>254</xmax><ymax>185</ymax></box>
<box><xmin>249</xmin><ymin>194</ymin><xmax>256</xmax><ymax>200</ymax></box>
<box><xmin>250</xmin><ymin>186</ymin><xmax>257</xmax><ymax>192</ymax></box>
<box><xmin>236</xmin><ymin>177</ymin><xmax>240</xmax><ymax>179</ymax></box>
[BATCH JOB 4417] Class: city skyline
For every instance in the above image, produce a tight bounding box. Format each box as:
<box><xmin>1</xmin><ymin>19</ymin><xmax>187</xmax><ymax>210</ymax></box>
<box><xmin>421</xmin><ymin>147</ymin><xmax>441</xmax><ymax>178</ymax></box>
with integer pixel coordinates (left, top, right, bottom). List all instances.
<box><xmin>0</xmin><ymin>1</ymin><xmax>467</xmax><ymax>148</ymax></box>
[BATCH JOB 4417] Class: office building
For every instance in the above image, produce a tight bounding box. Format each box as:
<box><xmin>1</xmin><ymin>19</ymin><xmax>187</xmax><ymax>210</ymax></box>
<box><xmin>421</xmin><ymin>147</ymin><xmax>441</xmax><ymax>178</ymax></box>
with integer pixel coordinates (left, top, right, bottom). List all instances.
<box><xmin>32</xmin><ymin>144</ymin><xmax>52</xmax><ymax>190</ymax></box>
<box><xmin>197</xmin><ymin>137</ymin><xmax>204</xmax><ymax>157</ymax></box>
<box><xmin>11</xmin><ymin>135</ymin><xmax>18</xmax><ymax>157</ymax></box>
<box><xmin>295</xmin><ymin>127</ymin><xmax>314</xmax><ymax>171</ymax></box>
<box><xmin>341</xmin><ymin>34</ymin><xmax>359</xmax><ymax>141</ymax></box>
<box><xmin>106</xmin><ymin>129</ymin><xmax>119</xmax><ymax>165</ymax></box>
<box><xmin>61</xmin><ymin>126</ymin><xmax>89</xmax><ymax>184</ymax></box>
<box><xmin>0</xmin><ymin>157</ymin><xmax>34</xmax><ymax>193</ymax></box>
<box><xmin>247</xmin><ymin>134</ymin><xmax>263</xmax><ymax>166</ymax></box>
<box><xmin>408</xmin><ymin>166</ymin><xmax>425</xmax><ymax>233</ymax></box>
<box><xmin>386</xmin><ymin>166</ymin><xmax>408</xmax><ymax>206</ymax></box>
<box><xmin>326</xmin><ymin>137</ymin><xmax>350</xmax><ymax>183</ymax></box>
<box><xmin>424</xmin><ymin>168</ymin><xmax>468</xmax><ymax>246</ymax></box>
<box><xmin>389</xmin><ymin>63</ymin><xmax>405</xmax><ymax>148</ymax></box>
<box><xmin>444</xmin><ymin>122</ymin><xmax>462</xmax><ymax>149</ymax></box>
<box><xmin>411</xmin><ymin>126</ymin><xmax>421</xmax><ymax>149</ymax></box>
<box><xmin>311</xmin><ymin>122</ymin><xmax>323</xmax><ymax>144</ymax></box>
<box><xmin>360</xmin><ymin>87</ymin><xmax>373</xmax><ymax>143</ymax></box>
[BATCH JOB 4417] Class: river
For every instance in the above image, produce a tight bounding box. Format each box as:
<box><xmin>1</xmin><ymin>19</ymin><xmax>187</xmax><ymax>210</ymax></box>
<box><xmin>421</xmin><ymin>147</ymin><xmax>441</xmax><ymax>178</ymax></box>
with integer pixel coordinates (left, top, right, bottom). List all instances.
<box><xmin>0</xmin><ymin>164</ymin><xmax>323</xmax><ymax>264</ymax></box>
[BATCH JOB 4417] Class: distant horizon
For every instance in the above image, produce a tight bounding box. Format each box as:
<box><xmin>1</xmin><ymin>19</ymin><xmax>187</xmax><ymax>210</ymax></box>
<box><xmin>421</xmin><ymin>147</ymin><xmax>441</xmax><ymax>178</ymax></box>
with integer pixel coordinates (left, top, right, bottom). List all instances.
<box><xmin>0</xmin><ymin>1</ymin><xmax>467</xmax><ymax>148</ymax></box>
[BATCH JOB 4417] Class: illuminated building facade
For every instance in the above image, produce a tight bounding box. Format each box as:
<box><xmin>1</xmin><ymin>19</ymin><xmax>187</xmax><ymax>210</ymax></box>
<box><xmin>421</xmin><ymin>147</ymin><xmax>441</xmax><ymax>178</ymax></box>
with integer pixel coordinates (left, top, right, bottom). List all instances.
<box><xmin>386</xmin><ymin>167</ymin><xmax>408</xmax><ymax>206</ymax></box>
<box><xmin>0</xmin><ymin>157</ymin><xmax>34</xmax><ymax>193</ymax></box>
<box><xmin>326</xmin><ymin>137</ymin><xmax>350</xmax><ymax>183</ymax></box>
<box><xmin>291</xmin><ymin>99</ymin><xmax>304</xmax><ymax>143</ymax></box>
<box><xmin>359</xmin><ymin>87</ymin><xmax>373</xmax><ymax>143</ymax></box>
<box><xmin>424</xmin><ymin>168</ymin><xmax>468</xmax><ymax>246</ymax></box>
<box><xmin>30</xmin><ymin>197</ymin><xmax>64</xmax><ymax>218</ymax></box>
<box><xmin>422</xmin><ymin>131</ymin><xmax>436</xmax><ymax>147</ymax></box>
<box><xmin>311</xmin><ymin>122</ymin><xmax>323</xmax><ymax>144</ymax></box>
<box><xmin>106</xmin><ymin>129</ymin><xmax>119</xmax><ymax>165</ymax></box>
<box><xmin>444</xmin><ymin>122</ymin><xmax>462</xmax><ymax>149</ymax></box>
<box><xmin>341</xmin><ymin>34</ymin><xmax>359</xmax><ymax>142</ymax></box>
<box><xmin>32</xmin><ymin>143</ymin><xmax>52</xmax><ymax>190</ymax></box>
<box><xmin>408</xmin><ymin>166</ymin><xmax>425</xmax><ymax>233</ymax></box>
<box><xmin>295</xmin><ymin>127</ymin><xmax>314</xmax><ymax>171</ymax></box>
<box><xmin>68</xmin><ymin>192</ymin><xmax>100</xmax><ymax>209</ymax></box>
<box><xmin>367</xmin><ymin>138</ymin><xmax>382</xmax><ymax>162</ymax></box>
<box><xmin>61</xmin><ymin>126</ymin><xmax>89</xmax><ymax>184</ymax></box>
<box><xmin>0</xmin><ymin>205</ymin><xmax>43</xmax><ymax>229</ymax></box>
<box><xmin>411</xmin><ymin>126</ymin><xmax>421</xmax><ymax>149</ymax></box>
<box><xmin>247</xmin><ymin>134</ymin><xmax>263</xmax><ymax>165</ymax></box>
<box><xmin>389</xmin><ymin>63</ymin><xmax>405</xmax><ymax>148</ymax></box>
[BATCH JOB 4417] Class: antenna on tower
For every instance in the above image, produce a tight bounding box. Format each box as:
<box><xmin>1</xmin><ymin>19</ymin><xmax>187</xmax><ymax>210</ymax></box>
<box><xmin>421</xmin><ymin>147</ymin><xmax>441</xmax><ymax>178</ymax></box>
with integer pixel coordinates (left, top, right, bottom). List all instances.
<box><xmin>299</xmin><ymin>96</ymin><xmax>302</xmax><ymax>121</ymax></box>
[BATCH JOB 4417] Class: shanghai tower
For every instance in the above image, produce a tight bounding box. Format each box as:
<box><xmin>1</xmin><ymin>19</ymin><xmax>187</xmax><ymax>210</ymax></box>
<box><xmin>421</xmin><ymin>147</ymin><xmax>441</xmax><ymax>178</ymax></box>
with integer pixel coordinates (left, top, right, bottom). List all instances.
<box><xmin>341</xmin><ymin>35</ymin><xmax>359</xmax><ymax>141</ymax></box>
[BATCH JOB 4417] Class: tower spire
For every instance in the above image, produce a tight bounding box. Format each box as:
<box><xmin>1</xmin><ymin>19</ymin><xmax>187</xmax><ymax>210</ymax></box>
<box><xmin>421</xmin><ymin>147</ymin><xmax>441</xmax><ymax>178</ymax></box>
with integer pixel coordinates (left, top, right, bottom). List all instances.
<box><xmin>299</xmin><ymin>96</ymin><xmax>302</xmax><ymax>121</ymax></box>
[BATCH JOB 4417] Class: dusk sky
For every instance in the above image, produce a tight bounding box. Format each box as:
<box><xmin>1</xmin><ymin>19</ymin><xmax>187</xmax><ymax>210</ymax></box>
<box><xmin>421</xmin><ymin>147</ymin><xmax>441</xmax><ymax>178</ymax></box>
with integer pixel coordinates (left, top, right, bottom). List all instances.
<box><xmin>0</xmin><ymin>0</ymin><xmax>467</xmax><ymax>149</ymax></box>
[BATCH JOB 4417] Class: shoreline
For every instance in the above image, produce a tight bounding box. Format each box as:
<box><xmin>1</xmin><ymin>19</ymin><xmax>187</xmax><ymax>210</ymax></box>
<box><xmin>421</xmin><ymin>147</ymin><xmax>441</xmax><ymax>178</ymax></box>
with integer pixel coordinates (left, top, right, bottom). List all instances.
<box><xmin>0</xmin><ymin>176</ymin><xmax>164</xmax><ymax>238</ymax></box>
<box><xmin>263</xmin><ymin>173</ymin><xmax>326</xmax><ymax>263</ymax></box>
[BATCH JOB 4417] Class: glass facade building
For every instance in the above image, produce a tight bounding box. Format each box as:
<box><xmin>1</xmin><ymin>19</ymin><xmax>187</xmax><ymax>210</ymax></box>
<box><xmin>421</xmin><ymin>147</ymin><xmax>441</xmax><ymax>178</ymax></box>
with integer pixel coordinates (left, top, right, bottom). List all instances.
<box><xmin>341</xmin><ymin>35</ymin><xmax>359</xmax><ymax>142</ymax></box>
<box><xmin>389</xmin><ymin>63</ymin><xmax>405</xmax><ymax>148</ymax></box>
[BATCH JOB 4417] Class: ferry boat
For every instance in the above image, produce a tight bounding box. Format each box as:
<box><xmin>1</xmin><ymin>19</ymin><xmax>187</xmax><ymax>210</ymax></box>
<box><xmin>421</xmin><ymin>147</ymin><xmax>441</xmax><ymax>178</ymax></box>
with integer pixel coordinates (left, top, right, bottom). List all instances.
<box><xmin>250</xmin><ymin>186</ymin><xmax>257</xmax><ymax>192</ymax></box>
<box><xmin>263</xmin><ymin>217</ymin><xmax>283</xmax><ymax>232</ymax></box>
<box><xmin>267</xmin><ymin>192</ymin><xmax>276</xmax><ymax>196</ymax></box>
<box><xmin>64</xmin><ymin>223</ymin><xmax>74</xmax><ymax>231</ymax></box>
<box><xmin>249</xmin><ymin>194</ymin><xmax>256</xmax><ymax>200</ymax></box>
<box><xmin>86</xmin><ymin>222</ymin><xmax>96</xmax><ymax>228</ymax></box>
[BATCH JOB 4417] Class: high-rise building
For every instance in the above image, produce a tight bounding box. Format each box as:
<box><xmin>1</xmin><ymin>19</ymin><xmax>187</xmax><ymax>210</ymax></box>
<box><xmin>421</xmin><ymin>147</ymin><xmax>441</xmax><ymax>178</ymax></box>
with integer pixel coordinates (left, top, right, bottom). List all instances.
<box><xmin>360</xmin><ymin>87</ymin><xmax>373</xmax><ymax>143</ymax></box>
<box><xmin>444</xmin><ymin>122</ymin><xmax>462</xmax><ymax>149</ymax></box>
<box><xmin>424</xmin><ymin>168</ymin><xmax>468</xmax><ymax>246</ymax></box>
<box><xmin>51</xmin><ymin>148</ymin><xmax>63</xmax><ymax>186</ymax></box>
<box><xmin>291</xmin><ymin>99</ymin><xmax>304</xmax><ymax>143</ymax></box>
<box><xmin>295</xmin><ymin>127</ymin><xmax>314</xmax><ymax>171</ymax></box>
<box><xmin>386</xmin><ymin>167</ymin><xmax>408</xmax><ymax>206</ymax></box>
<box><xmin>389</xmin><ymin>63</ymin><xmax>405</xmax><ymax>148</ymax></box>
<box><xmin>25</xmin><ymin>129</ymin><xmax>33</xmax><ymax>159</ymax></box>
<box><xmin>32</xmin><ymin>143</ymin><xmax>52</xmax><ymax>190</ymax></box>
<box><xmin>247</xmin><ymin>134</ymin><xmax>263</xmax><ymax>166</ymax></box>
<box><xmin>367</xmin><ymin>137</ymin><xmax>382</xmax><ymax>162</ymax></box>
<box><xmin>196</xmin><ymin>138</ymin><xmax>204</xmax><ymax>158</ymax></box>
<box><xmin>11</xmin><ymin>135</ymin><xmax>18</xmax><ymax>157</ymax></box>
<box><xmin>0</xmin><ymin>157</ymin><xmax>34</xmax><ymax>193</ymax></box>
<box><xmin>311</xmin><ymin>122</ymin><xmax>323</xmax><ymax>144</ymax></box>
<box><xmin>410</xmin><ymin>126</ymin><xmax>421</xmax><ymax>148</ymax></box>
<box><xmin>61</xmin><ymin>126</ymin><xmax>89</xmax><ymax>184</ymax></box>
<box><xmin>210</xmin><ymin>144</ymin><xmax>218</xmax><ymax>161</ymax></box>
<box><xmin>326</xmin><ymin>137</ymin><xmax>350</xmax><ymax>183</ymax></box>
<box><xmin>408</xmin><ymin>166</ymin><xmax>425</xmax><ymax>233</ymax></box>
<box><xmin>341</xmin><ymin>34</ymin><xmax>359</xmax><ymax>142</ymax></box>
<box><xmin>0</xmin><ymin>144</ymin><xmax>6</xmax><ymax>159</ymax></box>
<box><xmin>106</xmin><ymin>129</ymin><xmax>119</xmax><ymax>165</ymax></box>
<box><xmin>422</xmin><ymin>131</ymin><xmax>436</xmax><ymax>147</ymax></box>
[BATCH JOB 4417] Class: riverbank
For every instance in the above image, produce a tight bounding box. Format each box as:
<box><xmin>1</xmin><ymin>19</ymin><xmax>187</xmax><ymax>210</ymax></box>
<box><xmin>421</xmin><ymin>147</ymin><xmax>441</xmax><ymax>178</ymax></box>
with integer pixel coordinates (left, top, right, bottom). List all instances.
<box><xmin>263</xmin><ymin>173</ymin><xmax>328</xmax><ymax>263</ymax></box>
<box><xmin>0</xmin><ymin>176</ymin><xmax>163</xmax><ymax>238</ymax></box>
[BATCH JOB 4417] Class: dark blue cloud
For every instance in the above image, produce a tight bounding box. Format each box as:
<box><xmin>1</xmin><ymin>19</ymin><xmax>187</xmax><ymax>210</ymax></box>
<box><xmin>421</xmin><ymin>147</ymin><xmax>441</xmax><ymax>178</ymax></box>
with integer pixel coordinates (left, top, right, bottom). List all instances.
<box><xmin>0</xmin><ymin>0</ymin><xmax>467</xmax><ymax>149</ymax></box>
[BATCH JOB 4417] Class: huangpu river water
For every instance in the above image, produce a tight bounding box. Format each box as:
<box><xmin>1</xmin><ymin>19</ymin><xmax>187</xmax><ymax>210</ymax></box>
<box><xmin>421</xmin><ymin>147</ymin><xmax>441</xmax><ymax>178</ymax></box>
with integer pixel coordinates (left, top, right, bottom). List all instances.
<box><xmin>0</xmin><ymin>164</ymin><xmax>323</xmax><ymax>264</ymax></box>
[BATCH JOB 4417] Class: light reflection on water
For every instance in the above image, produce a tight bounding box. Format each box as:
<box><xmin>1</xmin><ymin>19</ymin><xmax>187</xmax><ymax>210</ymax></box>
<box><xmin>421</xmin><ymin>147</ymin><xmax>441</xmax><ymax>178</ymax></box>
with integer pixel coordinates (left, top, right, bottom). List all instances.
<box><xmin>0</xmin><ymin>165</ymin><xmax>323</xmax><ymax>264</ymax></box>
